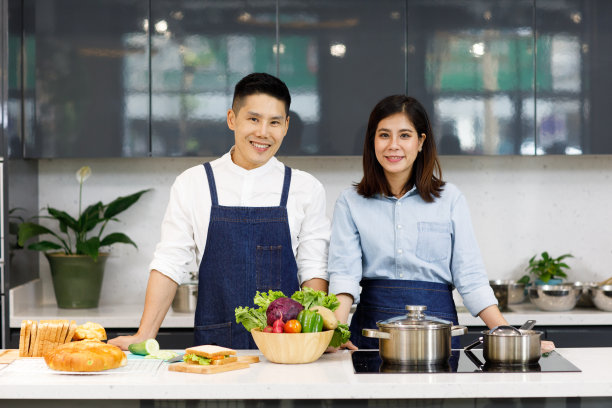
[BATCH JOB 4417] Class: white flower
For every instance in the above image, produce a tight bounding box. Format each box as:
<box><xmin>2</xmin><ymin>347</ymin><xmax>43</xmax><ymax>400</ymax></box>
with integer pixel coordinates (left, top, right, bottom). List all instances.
<box><xmin>76</xmin><ymin>166</ymin><xmax>91</xmax><ymax>184</ymax></box>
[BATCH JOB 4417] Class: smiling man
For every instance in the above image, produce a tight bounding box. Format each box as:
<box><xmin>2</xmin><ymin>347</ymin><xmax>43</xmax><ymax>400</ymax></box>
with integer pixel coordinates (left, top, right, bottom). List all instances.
<box><xmin>109</xmin><ymin>73</ymin><xmax>330</xmax><ymax>350</ymax></box>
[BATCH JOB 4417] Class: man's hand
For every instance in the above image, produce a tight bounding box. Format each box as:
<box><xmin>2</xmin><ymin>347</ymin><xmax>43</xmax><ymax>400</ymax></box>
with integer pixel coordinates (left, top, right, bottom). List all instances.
<box><xmin>108</xmin><ymin>334</ymin><xmax>149</xmax><ymax>351</ymax></box>
<box><xmin>326</xmin><ymin>340</ymin><xmax>358</xmax><ymax>353</ymax></box>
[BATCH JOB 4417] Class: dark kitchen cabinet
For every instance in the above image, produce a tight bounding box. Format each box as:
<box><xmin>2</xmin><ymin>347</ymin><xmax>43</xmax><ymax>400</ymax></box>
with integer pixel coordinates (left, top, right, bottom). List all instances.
<box><xmin>149</xmin><ymin>0</ymin><xmax>277</xmax><ymax>157</ymax></box>
<box><xmin>11</xmin><ymin>0</ymin><xmax>612</xmax><ymax>157</ymax></box>
<box><xmin>23</xmin><ymin>0</ymin><xmax>150</xmax><ymax>158</ymax></box>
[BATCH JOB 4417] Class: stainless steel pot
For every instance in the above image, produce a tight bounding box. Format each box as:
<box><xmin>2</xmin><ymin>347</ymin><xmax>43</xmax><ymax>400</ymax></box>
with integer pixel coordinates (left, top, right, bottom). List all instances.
<box><xmin>465</xmin><ymin>320</ymin><xmax>542</xmax><ymax>365</ymax></box>
<box><xmin>172</xmin><ymin>282</ymin><xmax>198</xmax><ymax>313</ymax></box>
<box><xmin>362</xmin><ymin>305</ymin><xmax>467</xmax><ymax>365</ymax></box>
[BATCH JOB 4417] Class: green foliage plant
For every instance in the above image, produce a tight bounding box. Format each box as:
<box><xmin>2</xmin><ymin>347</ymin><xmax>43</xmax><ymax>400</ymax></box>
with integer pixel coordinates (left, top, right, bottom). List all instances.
<box><xmin>17</xmin><ymin>166</ymin><xmax>151</xmax><ymax>261</ymax></box>
<box><xmin>518</xmin><ymin>251</ymin><xmax>573</xmax><ymax>284</ymax></box>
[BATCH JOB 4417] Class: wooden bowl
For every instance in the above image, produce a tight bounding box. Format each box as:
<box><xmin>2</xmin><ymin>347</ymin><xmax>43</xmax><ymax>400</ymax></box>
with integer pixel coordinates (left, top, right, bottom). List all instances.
<box><xmin>250</xmin><ymin>328</ymin><xmax>334</xmax><ymax>364</ymax></box>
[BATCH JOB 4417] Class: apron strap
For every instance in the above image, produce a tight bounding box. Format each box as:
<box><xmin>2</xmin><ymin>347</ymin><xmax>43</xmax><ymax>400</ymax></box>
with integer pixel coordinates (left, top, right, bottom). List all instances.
<box><xmin>280</xmin><ymin>166</ymin><xmax>292</xmax><ymax>208</ymax></box>
<box><xmin>203</xmin><ymin>162</ymin><xmax>219</xmax><ymax>206</ymax></box>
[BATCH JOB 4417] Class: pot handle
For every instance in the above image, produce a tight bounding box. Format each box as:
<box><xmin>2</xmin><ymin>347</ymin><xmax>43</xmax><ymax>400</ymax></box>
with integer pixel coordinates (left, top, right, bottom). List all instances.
<box><xmin>362</xmin><ymin>329</ymin><xmax>391</xmax><ymax>339</ymax></box>
<box><xmin>451</xmin><ymin>325</ymin><xmax>468</xmax><ymax>337</ymax></box>
<box><xmin>464</xmin><ymin>336</ymin><xmax>484</xmax><ymax>351</ymax></box>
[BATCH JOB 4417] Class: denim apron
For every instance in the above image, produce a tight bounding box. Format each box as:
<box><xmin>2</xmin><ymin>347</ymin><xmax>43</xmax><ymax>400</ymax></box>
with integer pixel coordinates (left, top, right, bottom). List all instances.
<box><xmin>350</xmin><ymin>279</ymin><xmax>461</xmax><ymax>349</ymax></box>
<box><xmin>193</xmin><ymin>162</ymin><xmax>300</xmax><ymax>349</ymax></box>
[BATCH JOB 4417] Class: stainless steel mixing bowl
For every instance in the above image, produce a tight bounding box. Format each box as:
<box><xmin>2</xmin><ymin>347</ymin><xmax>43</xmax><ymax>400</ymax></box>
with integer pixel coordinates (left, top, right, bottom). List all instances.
<box><xmin>528</xmin><ymin>284</ymin><xmax>581</xmax><ymax>312</ymax></box>
<box><xmin>589</xmin><ymin>285</ymin><xmax>612</xmax><ymax>312</ymax></box>
<box><xmin>508</xmin><ymin>281</ymin><xmax>527</xmax><ymax>304</ymax></box>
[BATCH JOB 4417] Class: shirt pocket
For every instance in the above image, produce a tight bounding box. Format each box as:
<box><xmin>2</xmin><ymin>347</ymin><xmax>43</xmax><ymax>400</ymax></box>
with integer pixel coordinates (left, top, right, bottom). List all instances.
<box><xmin>415</xmin><ymin>222</ymin><xmax>452</xmax><ymax>263</ymax></box>
<box><xmin>256</xmin><ymin>245</ymin><xmax>282</xmax><ymax>290</ymax></box>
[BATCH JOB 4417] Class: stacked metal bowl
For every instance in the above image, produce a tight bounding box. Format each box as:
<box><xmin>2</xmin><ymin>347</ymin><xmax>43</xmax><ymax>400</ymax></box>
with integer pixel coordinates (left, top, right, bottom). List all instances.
<box><xmin>589</xmin><ymin>285</ymin><xmax>612</xmax><ymax>312</ymax></box>
<box><xmin>528</xmin><ymin>284</ymin><xmax>582</xmax><ymax>312</ymax></box>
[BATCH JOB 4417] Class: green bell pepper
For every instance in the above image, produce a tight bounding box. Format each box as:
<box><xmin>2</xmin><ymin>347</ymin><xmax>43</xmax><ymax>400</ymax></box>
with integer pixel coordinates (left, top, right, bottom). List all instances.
<box><xmin>297</xmin><ymin>309</ymin><xmax>324</xmax><ymax>333</ymax></box>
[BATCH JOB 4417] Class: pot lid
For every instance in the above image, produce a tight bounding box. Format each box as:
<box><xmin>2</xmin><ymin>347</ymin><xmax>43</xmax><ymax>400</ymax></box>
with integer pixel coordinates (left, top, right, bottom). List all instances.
<box><xmin>376</xmin><ymin>305</ymin><xmax>452</xmax><ymax>329</ymax></box>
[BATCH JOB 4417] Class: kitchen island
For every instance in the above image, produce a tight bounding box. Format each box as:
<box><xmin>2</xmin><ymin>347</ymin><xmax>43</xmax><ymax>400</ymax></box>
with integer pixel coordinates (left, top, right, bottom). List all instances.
<box><xmin>0</xmin><ymin>348</ymin><xmax>611</xmax><ymax>407</ymax></box>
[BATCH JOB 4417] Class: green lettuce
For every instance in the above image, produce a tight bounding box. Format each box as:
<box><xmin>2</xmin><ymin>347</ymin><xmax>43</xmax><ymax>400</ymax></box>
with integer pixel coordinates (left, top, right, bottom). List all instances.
<box><xmin>329</xmin><ymin>323</ymin><xmax>351</xmax><ymax>348</ymax></box>
<box><xmin>253</xmin><ymin>290</ymin><xmax>286</xmax><ymax>309</ymax></box>
<box><xmin>183</xmin><ymin>354</ymin><xmax>211</xmax><ymax>365</ymax></box>
<box><xmin>234</xmin><ymin>306</ymin><xmax>267</xmax><ymax>332</ymax></box>
<box><xmin>291</xmin><ymin>287</ymin><xmax>340</xmax><ymax>311</ymax></box>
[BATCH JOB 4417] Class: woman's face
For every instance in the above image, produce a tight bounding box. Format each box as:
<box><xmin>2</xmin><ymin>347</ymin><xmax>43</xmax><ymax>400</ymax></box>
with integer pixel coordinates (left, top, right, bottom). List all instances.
<box><xmin>374</xmin><ymin>112</ymin><xmax>426</xmax><ymax>182</ymax></box>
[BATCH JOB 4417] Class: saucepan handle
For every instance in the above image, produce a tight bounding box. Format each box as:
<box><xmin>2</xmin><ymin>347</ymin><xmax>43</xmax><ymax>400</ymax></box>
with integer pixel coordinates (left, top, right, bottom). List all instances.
<box><xmin>451</xmin><ymin>325</ymin><xmax>468</xmax><ymax>337</ymax></box>
<box><xmin>465</xmin><ymin>336</ymin><xmax>484</xmax><ymax>351</ymax></box>
<box><xmin>362</xmin><ymin>329</ymin><xmax>391</xmax><ymax>339</ymax></box>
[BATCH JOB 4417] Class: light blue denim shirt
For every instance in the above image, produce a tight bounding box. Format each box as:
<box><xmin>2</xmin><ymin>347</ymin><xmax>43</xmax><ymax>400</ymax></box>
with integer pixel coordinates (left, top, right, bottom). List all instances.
<box><xmin>328</xmin><ymin>183</ymin><xmax>497</xmax><ymax>317</ymax></box>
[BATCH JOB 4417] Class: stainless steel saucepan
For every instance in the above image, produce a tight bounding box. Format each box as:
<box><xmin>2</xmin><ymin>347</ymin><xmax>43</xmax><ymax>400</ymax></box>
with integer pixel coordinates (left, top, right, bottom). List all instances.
<box><xmin>465</xmin><ymin>320</ymin><xmax>542</xmax><ymax>365</ymax></box>
<box><xmin>362</xmin><ymin>305</ymin><xmax>467</xmax><ymax>365</ymax></box>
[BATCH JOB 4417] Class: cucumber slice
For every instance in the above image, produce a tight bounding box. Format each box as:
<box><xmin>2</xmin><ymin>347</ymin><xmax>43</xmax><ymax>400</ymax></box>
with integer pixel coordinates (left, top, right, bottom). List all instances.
<box><xmin>128</xmin><ymin>338</ymin><xmax>160</xmax><ymax>356</ymax></box>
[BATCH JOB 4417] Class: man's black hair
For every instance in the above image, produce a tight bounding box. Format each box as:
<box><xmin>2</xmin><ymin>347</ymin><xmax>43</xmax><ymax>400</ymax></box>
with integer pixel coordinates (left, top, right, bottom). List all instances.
<box><xmin>232</xmin><ymin>72</ymin><xmax>291</xmax><ymax>116</ymax></box>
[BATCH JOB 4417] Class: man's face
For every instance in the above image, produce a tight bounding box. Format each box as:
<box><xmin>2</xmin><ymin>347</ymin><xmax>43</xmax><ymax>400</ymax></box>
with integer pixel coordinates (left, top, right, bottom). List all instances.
<box><xmin>227</xmin><ymin>93</ymin><xmax>290</xmax><ymax>170</ymax></box>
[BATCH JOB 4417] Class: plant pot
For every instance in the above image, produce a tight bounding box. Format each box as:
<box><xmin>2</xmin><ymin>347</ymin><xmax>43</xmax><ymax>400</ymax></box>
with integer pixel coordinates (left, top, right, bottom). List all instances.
<box><xmin>535</xmin><ymin>278</ymin><xmax>563</xmax><ymax>286</ymax></box>
<box><xmin>45</xmin><ymin>253</ymin><xmax>109</xmax><ymax>309</ymax></box>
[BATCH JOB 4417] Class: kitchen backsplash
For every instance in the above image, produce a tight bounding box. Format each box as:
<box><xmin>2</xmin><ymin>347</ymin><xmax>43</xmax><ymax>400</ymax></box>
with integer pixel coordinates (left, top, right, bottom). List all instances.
<box><xmin>29</xmin><ymin>155</ymin><xmax>612</xmax><ymax>307</ymax></box>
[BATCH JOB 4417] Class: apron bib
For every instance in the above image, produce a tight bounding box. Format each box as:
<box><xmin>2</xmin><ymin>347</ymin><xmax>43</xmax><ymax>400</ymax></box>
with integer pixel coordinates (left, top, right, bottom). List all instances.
<box><xmin>350</xmin><ymin>279</ymin><xmax>460</xmax><ymax>349</ymax></box>
<box><xmin>193</xmin><ymin>162</ymin><xmax>300</xmax><ymax>349</ymax></box>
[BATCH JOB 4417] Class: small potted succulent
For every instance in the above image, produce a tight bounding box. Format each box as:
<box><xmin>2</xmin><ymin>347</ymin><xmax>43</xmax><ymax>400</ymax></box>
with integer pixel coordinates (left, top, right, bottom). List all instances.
<box><xmin>518</xmin><ymin>251</ymin><xmax>573</xmax><ymax>286</ymax></box>
<box><xmin>17</xmin><ymin>166</ymin><xmax>151</xmax><ymax>308</ymax></box>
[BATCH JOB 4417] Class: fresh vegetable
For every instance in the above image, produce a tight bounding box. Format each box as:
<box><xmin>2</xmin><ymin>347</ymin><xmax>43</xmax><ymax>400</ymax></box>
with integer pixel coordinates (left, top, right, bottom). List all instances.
<box><xmin>253</xmin><ymin>290</ymin><xmax>286</xmax><ymax>309</ymax></box>
<box><xmin>266</xmin><ymin>297</ymin><xmax>304</xmax><ymax>326</ymax></box>
<box><xmin>234</xmin><ymin>305</ymin><xmax>267</xmax><ymax>332</ymax></box>
<box><xmin>183</xmin><ymin>353</ymin><xmax>211</xmax><ymax>365</ymax></box>
<box><xmin>291</xmin><ymin>287</ymin><xmax>340</xmax><ymax>311</ymax></box>
<box><xmin>284</xmin><ymin>319</ymin><xmax>302</xmax><ymax>333</ymax></box>
<box><xmin>263</xmin><ymin>325</ymin><xmax>274</xmax><ymax>333</ymax></box>
<box><xmin>128</xmin><ymin>338</ymin><xmax>159</xmax><ymax>356</ymax></box>
<box><xmin>329</xmin><ymin>323</ymin><xmax>351</xmax><ymax>348</ymax></box>
<box><xmin>310</xmin><ymin>305</ymin><xmax>338</xmax><ymax>330</ymax></box>
<box><xmin>297</xmin><ymin>309</ymin><xmax>324</xmax><ymax>333</ymax></box>
<box><xmin>144</xmin><ymin>350</ymin><xmax>179</xmax><ymax>361</ymax></box>
<box><xmin>272</xmin><ymin>314</ymin><xmax>285</xmax><ymax>333</ymax></box>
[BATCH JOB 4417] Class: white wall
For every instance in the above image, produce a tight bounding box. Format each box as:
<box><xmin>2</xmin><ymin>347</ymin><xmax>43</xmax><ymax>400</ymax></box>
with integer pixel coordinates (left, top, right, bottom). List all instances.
<box><xmin>35</xmin><ymin>155</ymin><xmax>612</xmax><ymax>306</ymax></box>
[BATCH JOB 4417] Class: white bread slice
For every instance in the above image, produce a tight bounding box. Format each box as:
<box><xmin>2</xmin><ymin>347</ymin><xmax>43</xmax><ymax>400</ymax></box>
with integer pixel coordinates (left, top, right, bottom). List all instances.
<box><xmin>32</xmin><ymin>321</ymin><xmax>45</xmax><ymax>357</ymax></box>
<box><xmin>18</xmin><ymin>320</ymin><xmax>26</xmax><ymax>357</ymax></box>
<box><xmin>185</xmin><ymin>345</ymin><xmax>236</xmax><ymax>358</ymax></box>
<box><xmin>58</xmin><ymin>320</ymin><xmax>69</xmax><ymax>344</ymax></box>
<box><xmin>65</xmin><ymin>320</ymin><xmax>77</xmax><ymax>343</ymax></box>
<box><xmin>28</xmin><ymin>321</ymin><xmax>38</xmax><ymax>357</ymax></box>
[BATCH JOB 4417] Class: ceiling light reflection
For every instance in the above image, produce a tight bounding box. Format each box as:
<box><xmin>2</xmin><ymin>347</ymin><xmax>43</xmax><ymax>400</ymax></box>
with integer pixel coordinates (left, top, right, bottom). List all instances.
<box><xmin>330</xmin><ymin>43</ymin><xmax>346</xmax><ymax>58</ymax></box>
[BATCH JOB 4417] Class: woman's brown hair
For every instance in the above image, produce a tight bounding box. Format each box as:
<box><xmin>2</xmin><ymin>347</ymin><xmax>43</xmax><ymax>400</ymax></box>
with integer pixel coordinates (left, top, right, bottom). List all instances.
<box><xmin>355</xmin><ymin>95</ymin><xmax>445</xmax><ymax>202</ymax></box>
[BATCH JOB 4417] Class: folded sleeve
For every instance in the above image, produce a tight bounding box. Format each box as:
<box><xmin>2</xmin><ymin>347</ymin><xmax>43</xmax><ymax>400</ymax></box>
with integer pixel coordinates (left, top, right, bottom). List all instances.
<box><xmin>327</xmin><ymin>191</ymin><xmax>363</xmax><ymax>304</ymax></box>
<box><xmin>295</xmin><ymin>180</ymin><xmax>331</xmax><ymax>284</ymax></box>
<box><xmin>149</xmin><ymin>176</ymin><xmax>197</xmax><ymax>285</ymax></box>
<box><xmin>449</xmin><ymin>192</ymin><xmax>498</xmax><ymax>316</ymax></box>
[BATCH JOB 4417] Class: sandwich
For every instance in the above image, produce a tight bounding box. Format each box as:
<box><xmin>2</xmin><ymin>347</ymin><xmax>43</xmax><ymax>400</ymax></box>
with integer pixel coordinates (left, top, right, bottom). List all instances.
<box><xmin>182</xmin><ymin>345</ymin><xmax>237</xmax><ymax>365</ymax></box>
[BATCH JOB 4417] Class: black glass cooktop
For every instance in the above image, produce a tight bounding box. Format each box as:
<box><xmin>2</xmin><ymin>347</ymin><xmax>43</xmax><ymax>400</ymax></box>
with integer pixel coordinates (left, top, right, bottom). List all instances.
<box><xmin>352</xmin><ymin>350</ymin><xmax>581</xmax><ymax>374</ymax></box>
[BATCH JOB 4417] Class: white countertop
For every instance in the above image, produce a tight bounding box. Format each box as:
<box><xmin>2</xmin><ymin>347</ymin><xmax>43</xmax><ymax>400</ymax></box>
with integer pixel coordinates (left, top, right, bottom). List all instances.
<box><xmin>0</xmin><ymin>348</ymin><xmax>611</xmax><ymax>400</ymax></box>
<box><xmin>11</xmin><ymin>301</ymin><xmax>612</xmax><ymax>329</ymax></box>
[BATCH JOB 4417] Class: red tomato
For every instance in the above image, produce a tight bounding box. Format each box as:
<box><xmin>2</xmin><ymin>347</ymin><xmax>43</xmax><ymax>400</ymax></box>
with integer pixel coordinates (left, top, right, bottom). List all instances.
<box><xmin>284</xmin><ymin>319</ymin><xmax>302</xmax><ymax>333</ymax></box>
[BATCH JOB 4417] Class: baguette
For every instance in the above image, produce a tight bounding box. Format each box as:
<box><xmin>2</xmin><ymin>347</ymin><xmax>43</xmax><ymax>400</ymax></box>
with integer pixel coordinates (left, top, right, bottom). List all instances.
<box><xmin>44</xmin><ymin>340</ymin><xmax>127</xmax><ymax>372</ymax></box>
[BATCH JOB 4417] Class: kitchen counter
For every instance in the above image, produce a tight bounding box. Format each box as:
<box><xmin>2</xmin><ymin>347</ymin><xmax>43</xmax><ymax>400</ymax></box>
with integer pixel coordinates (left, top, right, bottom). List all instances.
<box><xmin>0</xmin><ymin>348</ymin><xmax>611</xmax><ymax>402</ymax></box>
<box><xmin>10</xmin><ymin>301</ymin><xmax>612</xmax><ymax>329</ymax></box>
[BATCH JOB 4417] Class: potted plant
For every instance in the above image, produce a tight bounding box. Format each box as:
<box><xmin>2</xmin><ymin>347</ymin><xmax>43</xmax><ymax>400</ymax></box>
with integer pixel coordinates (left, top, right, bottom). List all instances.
<box><xmin>518</xmin><ymin>251</ymin><xmax>573</xmax><ymax>286</ymax></box>
<box><xmin>17</xmin><ymin>166</ymin><xmax>151</xmax><ymax>308</ymax></box>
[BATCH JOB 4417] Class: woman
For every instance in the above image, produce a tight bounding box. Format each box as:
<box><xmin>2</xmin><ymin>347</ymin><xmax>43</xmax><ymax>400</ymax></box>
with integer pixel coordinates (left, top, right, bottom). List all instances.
<box><xmin>328</xmin><ymin>95</ymin><xmax>554</xmax><ymax>351</ymax></box>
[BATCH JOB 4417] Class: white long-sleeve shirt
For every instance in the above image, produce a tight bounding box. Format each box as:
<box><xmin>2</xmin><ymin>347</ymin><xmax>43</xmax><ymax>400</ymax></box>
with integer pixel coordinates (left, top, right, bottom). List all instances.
<box><xmin>149</xmin><ymin>150</ymin><xmax>331</xmax><ymax>285</ymax></box>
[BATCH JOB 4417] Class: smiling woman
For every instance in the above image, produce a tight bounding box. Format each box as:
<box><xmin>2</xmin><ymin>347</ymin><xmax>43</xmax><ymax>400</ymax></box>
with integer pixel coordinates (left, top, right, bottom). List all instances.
<box><xmin>327</xmin><ymin>94</ymin><xmax>515</xmax><ymax>351</ymax></box>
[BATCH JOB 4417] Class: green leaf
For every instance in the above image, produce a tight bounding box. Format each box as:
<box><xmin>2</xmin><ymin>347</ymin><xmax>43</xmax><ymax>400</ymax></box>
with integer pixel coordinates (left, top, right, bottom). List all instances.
<box><xmin>100</xmin><ymin>232</ymin><xmax>137</xmax><ymax>248</ymax></box>
<box><xmin>27</xmin><ymin>241</ymin><xmax>63</xmax><ymax>252</ymax></box>
<box><xmin>18</xmin><ymin>222</ymin><xmax>55</xmax><ymax>246</ymax></box>
<box><xmin>47</xmin><ymin>208</ymin><xmax>79</xmax><ymax>233</ymax></box>
<box><xmin>78</xmin><ymin>202</ymin><xmax>103</xmax><ymax>232</ymax></box>
<box><xmin>76</xmin><ymin>237</ymin><xmax>101</xmax><ymax>261</ymax></box>
<box><xmin>517</xmin><ymin>275</ymin><xmax>530</xmax><ymax>285</ymax></box>
<box><xmin>103</xmin><ymin>189</ymin><xmax>151</xmax><ymax>220</ymax></box>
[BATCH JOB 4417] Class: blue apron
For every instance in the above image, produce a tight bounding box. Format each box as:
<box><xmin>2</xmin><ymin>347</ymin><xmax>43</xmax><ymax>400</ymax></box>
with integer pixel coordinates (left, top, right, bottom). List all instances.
<box><xmin>193</xmin><ymin>162</ymin><xmax>300</xmax><ymax>349</ymax></box>
<box><xmin>350</xmin><ymin>279</ymin><xmax>461</xmax><ymax>349</ymax></box>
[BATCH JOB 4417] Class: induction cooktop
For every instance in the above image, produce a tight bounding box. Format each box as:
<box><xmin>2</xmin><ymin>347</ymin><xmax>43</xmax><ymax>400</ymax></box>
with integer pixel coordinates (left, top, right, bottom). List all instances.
<box><xmin>351</xmin><ymin>349</ymin><xmax>581</xmax><ymax>374</ymax></box>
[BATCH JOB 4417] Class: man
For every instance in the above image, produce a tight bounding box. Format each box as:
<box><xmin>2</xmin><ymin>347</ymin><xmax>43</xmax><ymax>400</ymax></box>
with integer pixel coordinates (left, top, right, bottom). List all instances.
<box><xmin>109</xmin><ymin>73</ymin><xmax>329</xmax><ymax>350</ymax></box>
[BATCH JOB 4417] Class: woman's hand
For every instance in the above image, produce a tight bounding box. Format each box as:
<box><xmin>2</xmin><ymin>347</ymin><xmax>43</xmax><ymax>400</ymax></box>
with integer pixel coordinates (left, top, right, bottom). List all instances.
<box><xmin>541</xmin><ymin>340</ymin><xmax>555</xmax><ymax>354</ymax></box>
<box><xmin>326</xmin><ymin>340</ymin><xmax>359</xmax><ymax>353</ymax></box>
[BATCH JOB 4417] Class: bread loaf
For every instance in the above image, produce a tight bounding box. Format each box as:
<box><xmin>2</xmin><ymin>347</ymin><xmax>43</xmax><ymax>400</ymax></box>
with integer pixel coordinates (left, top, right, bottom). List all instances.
<box><xmin>44</xmin><ymin>340</ymin><xmax>127</xmax><ymax>372</ymax></box>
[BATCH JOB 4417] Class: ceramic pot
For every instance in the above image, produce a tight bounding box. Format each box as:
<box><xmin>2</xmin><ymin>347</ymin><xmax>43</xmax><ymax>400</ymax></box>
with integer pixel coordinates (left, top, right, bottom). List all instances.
<box><xmin>45</xmin><ymin>253</ymin><xmax>109</xmax><ymax>308</ymax></box>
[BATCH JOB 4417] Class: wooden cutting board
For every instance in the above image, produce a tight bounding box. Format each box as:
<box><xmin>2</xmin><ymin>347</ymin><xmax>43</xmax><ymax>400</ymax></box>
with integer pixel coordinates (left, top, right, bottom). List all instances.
<box><xmin>168</xmin><ymin>361</ymin><xmax>249</xmax><ymax>374</ymax></box>
<box><xmin>0</xmin><ymin>350</ymin><xmax>19</xmax><ymax>364</ymax></box>
<box><xmin>237</xmin><ymin>355</ymin><xmax>259</xmax><ymax>364</ymax></box>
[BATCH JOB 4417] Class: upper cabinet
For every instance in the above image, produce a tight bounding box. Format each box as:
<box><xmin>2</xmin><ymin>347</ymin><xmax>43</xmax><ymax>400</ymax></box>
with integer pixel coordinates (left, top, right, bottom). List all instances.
<box><xmin>23</xmin><ymin>0</ymin><xmax>149</xmax><ymax>158</ymax></box>
<box><xmin>13</xmin><ymin>0</ymin><xmax>612</xmax><ymax>157</ymax></box>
